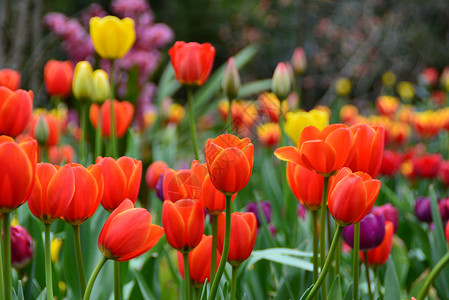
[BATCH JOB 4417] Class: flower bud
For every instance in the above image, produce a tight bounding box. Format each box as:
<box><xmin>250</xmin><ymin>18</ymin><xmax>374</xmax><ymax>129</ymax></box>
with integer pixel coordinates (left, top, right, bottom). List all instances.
<box><xmin>222</xmin><ymin>57</ymin><xmax>241</xmax><ymax>100</ymax></box>
<box><xmin>291</xmin><ymin>47</ymin><xmax>307</xmax><ymax>75</ymax></box>
<box><xmin>415</xmin><ymin>197</ymin><xmax>432</xmax><ymax>223</ymax></box>
<box><xmin>335</xmin><ymin>77</ymin><xmax>351</xmax><ymax>96</ymax></box>
<box><xmin>371</xmin><ymin>204</ymin><xmax>399</xmax><ymax>233</ymax></box>
<box><xmin>91</xmin><ymin>69</ymin><xmax>110</xmax><ymax>103</ymax></box>
<box><xmin>342</xmin><ymin>213</ymin><xmax>385</xmax><ymax>251</ymax></box>
<box><xmin>271</xmin><ymin>62</ymin><xmax>291</xmax><ymax>101</ymax></box>
<box><xmin>11</xmin><ymin>225</ymin><xmax>33</xmax><ymax>268</ymax></box>
<box><xmin>72</xmin><ymin>61</ymin><xmax>93</xmax><ymax>101</ymax></box>
<box><xmin>34</xmin><ymin>115</ymin><xmax>49</xmax><ymax>146</ymax></box>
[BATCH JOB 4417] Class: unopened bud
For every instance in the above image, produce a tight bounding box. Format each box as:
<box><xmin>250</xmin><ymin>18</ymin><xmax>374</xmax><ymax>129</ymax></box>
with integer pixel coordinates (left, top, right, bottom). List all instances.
<box><xmin>92</xmin><ymin>69</ymin><xmax>110</xmax><ymax>103</ymax></box>
<box><xmin>291</xmin><ymin>47</ymin><xmax>307</xmax><ymax>75</ymax></box>
<box><xmin>222</xmin><ymin>57</ymin><xmax>241</xmax><ymax>100</ymax></box>
<box><xmin>72</xmin><ymin>61</ymin><xmax>93</xmax><ymax>101</ymax></box>
<box><xmin>271</xmin><ymin>62</ymin><xmax>291</xmax><ymax>101</ymax></box>
<box><xmin>34</xmin><ymin>115</ymin><xmax>49</xmax><ymax>146</ymax></box>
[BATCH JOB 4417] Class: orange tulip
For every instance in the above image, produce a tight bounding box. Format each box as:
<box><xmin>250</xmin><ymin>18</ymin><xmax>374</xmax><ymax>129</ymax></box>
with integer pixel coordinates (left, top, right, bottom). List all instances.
<box><xmin>0</xmin><ymin>87</ymin><xmax>33</xmax><ymax>137</ymax></box>
<box><xmin>0</xmin><ymin>136</ymin><xmax>37</xmax><ymax>213</ymax></box>
<box><xmin>44</xmin><ymin>60</ymin><xmax>73</xmax><ymax>98</ymax></box>
<box><xmin>257</xmin><ymin>122</ymin><xmax>280</xmax><ymax>148</ymax></box>
<box><xmin>168</xmin><ymin>41</ymin><xmax>215</xmax><ymax>86</ymax></box>
<box><xmin>205</xmin><ymin>134</ymin><xmax>254</xmax><ymax>195</ymax></box>
<box><xmin>347</xmin><ymin>124</ymin><xmax>385</xmax><ymax>178</ymax></box>
<box><xmin>177</xmin><ymin>235</ymin><xmax>221</xmax><ymax>287</ymax></box>
<box><xmin>0</xmin><ymin>68</ymin><xmax>20</xmax><ymax>90</ymax></box>
<box><xmin>29</xmin><ymin>112</ymin><xmax>63</xmax><ymax>147</ymax></box>
<box><xmin>162</xmin><ymin>199</ymin><xmax>204</xmax><ymax>252</ymax></box>
<box><xmin>286</xmin><ymin>162</ymin><xmax>323</xmax><ymax>210</ymax></box>
<box><xmin>90</xmin><ymin>99</ymin><xmax>134</xmax><ymax>138</ymax></box>
<box><xmin>98</xmin><ymin>199</ymin><xmax>164</xmax><ymax>261</ymax></box>
<box><xmin>61</xmin><ymin>163</ymin><xmax>104</xmax><ymax>225</ymax></box>
<box><xmin>217</xmin><ymin>212</ymin><xmax>257</xmax><ymax>266</ymax></box>
<box><xmin>361</xmin><ymin>221</ymin><xmax>394</xmax><ymax>268</ymax></box>
<box><xmin>328</xmin><ymin>167</ymin><xmax>381</xmax><ymax>226</ymax></box>
<box><xmin>163</xmin><ymin>160</ymin><xmax>207</xmax><ymax>202</ymax></box>
<box><xmin>96</xmin><ymin>156</ymin><xmax>142</xmax><ymax>212</ymax></box>
<box><xmin>27</xmin><ymin>163</ymin><xmax>75</xmax><ymax>224</ymax></box>
<box><xmin>199</xmin><ymin>174</ymin><xmax>236</xmax><ymax>215</ymax></box>
<box><xmin>145</xmin><ymin>161</ymin><xmax>169</xmax><ymax>190</ymax></box>
<box><xmin>48</xmin><ymin>145</ymin><xmax>76</xmax><ymax>165</ymax></box>
<box><xmin>275</xmin><ymin>124</ymin><xmax>357</xmax><ymax>176</ymax></box>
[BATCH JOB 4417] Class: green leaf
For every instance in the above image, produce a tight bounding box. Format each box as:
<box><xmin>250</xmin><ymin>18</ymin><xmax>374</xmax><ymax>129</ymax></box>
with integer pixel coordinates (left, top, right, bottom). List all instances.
<box><xmin>391</xmin><ymin>237</ymin><xmax>410</xmax><ymax>285</ymax></box>
<box><xmin>299</xmin><ymin>285</ymin><xmax>312</xmax><ymax>300</ymax></box>
<box><xmin>237</xmin><ymin>79</ymin><xmax>272</xmax><ymax>98</ymax></box>
<box><xmin>36</xmin><ymin>288</ymin><xmax>46</xmax><ymax>300</ymax></box>
<box><xmin>343</xmin><ymin>283</ymin><xmax>353</xmax><ymax>300</ymax></box>
<box><xmin>17</xmin><ymin>281</ymin><xmax>24</xmax><ymax>300</ymax></box>
<box><xmin>155</xmin><ymin>64</ymin><xmax>180</xmax><ymax>106</ymax></box>
<box><xmin>248</xmin><ymin>248</ymin><xmax>313</xmax><ymax>271</ymax></box>
<box><xmin>134</xmin><ymin>269</ymin><xmax>157</xmax><ymax>300</ymax></box>
<box><xmin>384</xmin><ymin>258</ymin><xmax>401</xmax><ymax>300</ymax></box>
<box><xmin>328</xmin><ymin>275</ymin><xmax>343</xmax><ymax>300</ymax></box>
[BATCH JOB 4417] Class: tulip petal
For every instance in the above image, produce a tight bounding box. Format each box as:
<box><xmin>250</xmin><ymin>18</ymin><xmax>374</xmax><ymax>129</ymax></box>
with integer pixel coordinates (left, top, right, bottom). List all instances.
<box><xmin>324</xmin><ymin>127</ymin><xmax>354</xmax><ymax>170</ymax></box>
<box><xmin>274</xmin><ymin>146</ymin><xmax>302</xmax><ymax>164</ymax></box>
<box><xmin>300</xmin><ymin>140</ymin><xmax>336</xmax><ymax>175</ymax></box>
<box><xmin>297</xmin><ymin>125</ymin><xmax>321</xmax><ymax>147</ymax></box>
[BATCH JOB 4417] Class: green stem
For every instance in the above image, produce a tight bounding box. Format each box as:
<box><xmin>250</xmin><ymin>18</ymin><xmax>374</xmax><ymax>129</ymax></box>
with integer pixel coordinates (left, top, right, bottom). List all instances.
<box><xmin>188</xmin><ymin>88</ymin><xmax>200</xmax><ymax>161</ymax></box>
<box><xmin>305</xmin><ymin>226</ymin><xmax>343</xmax><ymax>300</ymax></box>
<box><xmin>278</xmin><ymin>98</ymin><xmax>285</xmax><ymax>147</ymax></box>
<box><xmin>208</xmin><ymin>195</ymin><xmax>232</xmax><ymax>300</ymax></box>
<box><xmin>0</xmin><ymin>216</ymin><xmax>4</xmax><ymax>300</ymax></box>
<box><xmin>83</xmin><ymin>256</ymin><xmax>108</xmax><ymax>300</ymax></box>
<box><xmin>183</xmin><ymin>252</ymin><xmax>190</xmax><ymax>300</ymax></box>
<box><xmin>364</xmin><ymin>252</ymin><xmax>373</xmax><ymax>300</ymax></box>
<box><xmin>353</xmin><ymin>222</ymin><xmax>360</xmax><ymax>300</ymax></box>
<box><xmin>311</xmin><ymin>210</ymin><xmax>319</xmax><ymax>299</ymax></box>
<box><xmin>41</xmin><ymin>146</ymin><xmax>48</xmax><ymax>163</ymax></box>
<box><xmin>210</xmin><ymin>216</ymin><xmax>218</xmax><ymax>285</ymax></box>
<box><xmin>226</xmin><ymin>98</ymin><xmax>233</xmax><ymax>133</ymax></box>
<box><xmin>44</xmin><ymin>223</ymin><xmax>53</xmax><ymax>300</ymax></box>
<box><xmin>95</xmin><ymin>107</ymin><xmax>102</xmax><ymax>159</ymax></box>
<box><xmin>109</xmin><ymin>59</ymin><xmax>118</xmax><ymax>159</ymax></box>
<box><xmin>114</xmin><ymin>261</ymin><xmax>120</xmax><ymax>300</ymax></box>
<box><xmin>3</xmin><ymin>213</ymin><xmax>11</xmax><ymax>300</ymax></box>
<box><xmin>417</xmin><ymin>252</ymin><xmax>449</xmax><ymax>300</ymax></box>
<box><xmin>194</xmin><ymin>288</ymin><xmax>199</xmax><ymax>300</ymax></box>
<box><xmin>230</xmin><ymin>266</ymin><xmax>238</xmax><ymax>300</ymax></box>
<box><xmin>335</xmin><ymin>227</ymin><xmax>341</xmax><ymax>276</ymax></box>
<box><xmin>73</xmin><ymin>225</ymin><xmax>86</xmax><ymax>296</ymax></box>
<box><xmin>375</xmin><ymin>268</ymin><xmax>382</xmax><ymax>299</ymax></box>
<box><xmin>80</xmin><ymin>101</ymin><xmax>88</xmax><ymax>164</ymax></box>
<box><xmin>319</xmin><ymin>177</ymin><xmax>329</xmax><ymax>300</ymax></box>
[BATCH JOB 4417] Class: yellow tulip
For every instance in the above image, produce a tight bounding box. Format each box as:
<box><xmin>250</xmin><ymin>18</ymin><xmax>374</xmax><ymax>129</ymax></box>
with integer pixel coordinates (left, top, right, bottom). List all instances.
<box><xmin>397</xmin><ymin>81</ymin><xmax>415</xmax><ymax>101</ymax></box>
<box><xmin>284</xmin><ymin>109</ymin><xmax>329</xmax><ymax>144</ymax></box>
<box><xmin>50</xmin><ymin>237</ymin><xmax>63</xmax><ymax>263</ymax></box>
<box><xmin>72</xmin><ymin>61</ymin><xmax>93</xmax><ymax>101</ymax></box>
<box><xmin>92</xmin><ymin>69</ymin><xmax>110</xmax><ymax>103</ymax></box>
<box><xmin>335</xmin><ymin>77</ymin><xmax>352</xmax><ymax>96</ymax></box>
<box><xmin>382</xmin><ymin>71</ymin><xmax>396</xmax><ymax>87</ymax></box>
<box><xmin>90</xmin><ymin>16</ymin><xmax>136</xmax><ymax>60</ymax></box>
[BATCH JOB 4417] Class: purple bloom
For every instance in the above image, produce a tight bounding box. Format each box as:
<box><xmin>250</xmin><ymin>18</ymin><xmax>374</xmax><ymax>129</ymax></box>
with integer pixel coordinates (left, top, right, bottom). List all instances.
<box><xmin>10</xmin><ymin>225</ymin><xmax>33</xmax><ymax>269</ymax></box>
<box><xmin>342</xmin><ymin>213</ymin><xmax>385</xmax><ymax>251</ymax></box>
<box><xmin>81</xmin><ymin>3</ymin><xmax>107</xmax><ymax>26</ymax></box>
<box><xmin>111</xmin><ymin>0</ymin><xmax>150</xmax><ymax>19</ymax></box>
<box><xmin>371</xmin><ymin>203</ymin><xmax>399</xmax><ymax>233</ymax></box>
<box><xmin>297</xmin><ymin>203</ymin><xmax>307</xmax><ymax>220</ymax></box>
<box><xmin>415</xmin><ymin>197</ymin><xmax>433</xmax><ymax>223</ymax></box>
<box><xmin>245</xmin><ymin>201</ymin><xmax>272</xmax><ymax>227</ymax></box>
<box><xmin>155</xmin><ymin>173</ymin><xmax>164</xmax><ymax>201</ymax></box>
<box><xmin>136</xmin><ymin>23</ymin><xmax>174</xmax><ymax>49</ymax></box>
<box><xmin>439</xmin><ymin>198</ymin><xmax>449</xmax><ymax>223</ymax></box>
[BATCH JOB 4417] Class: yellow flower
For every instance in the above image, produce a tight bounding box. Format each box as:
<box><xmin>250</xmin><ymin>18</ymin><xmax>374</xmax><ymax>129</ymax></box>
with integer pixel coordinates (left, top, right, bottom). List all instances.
<box><xmin>72</xmin><ymin>61</ymin><xmax>93</xmax><ymax>101</ymax></box>
<box><xmin>335</xmin><ymin>78</ymin><xmax>351</xmax><ymax>96</ymax></box>
<box><xmin>51</xmin><ymin>237</ymin><xmax>62</xmax><ymax>263</ymax></box>
<box><xmin>92</xmin><ymin>69</ymin><xmax>110</xmax><ymax>103</ymax></box>
<box><xmin>382</xmin><ymin>71</ymin><xmax>396</xmax><ymax>86</ymax></box>
<box><xmin>397</xmin><ymin>81</ymin><xmax>415</xmax><ymax>101</ymax></box>
<box><xmin>90</xmin><ymin>16</ymin><xmax>136</xmax><ymax>60</ymax></box>
<box><xmin>284</xmin><ymin>109</ymin><xmax>329</xmax><ymax>144</ymax></box>
<box><xmin>11</xmin><ymin>216</ymin><xmax>19</xmax><ymax>226</ymax></box>
<box><xmin>58</xmin><ymin>281</ymin><xmax>67</xmax><ymax>293</ymax></box>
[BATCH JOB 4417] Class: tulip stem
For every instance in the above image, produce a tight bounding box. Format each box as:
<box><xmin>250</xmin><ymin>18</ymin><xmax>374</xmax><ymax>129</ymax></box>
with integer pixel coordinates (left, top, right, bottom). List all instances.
<box><xmin>374</xmin><ymin>268</ymin><xmax>382</xmax><ymax>299</ymax></box>
<box><xmin>109</xmin><ymin>59</ymin><xmax>118</xmax><ymax>159</ymax></box>
<box><xmin>0</xmin><ymin>218</ymin><xmax>4</xmax><ymax>300</ymax></box>
<box><xmin>311</xmin><ymin>210</ymin><xmax>319</xmax><ymax>300</ymax></box>
<box><xmin>44</xmin><ymin>223</ymin><xmax>53</xmax><ymax>300</ymax></box>
<box><xmin>364</xmin><ymin>252</ymin><xmax>373</xmax><ymax>300</ymax></box>
<box><xmin>335</xmin><ymin>225</ymin><xmax>341</xmax><ymax>276</ymax></box>
<box><xmin>80</xmin><ymin>101</ymin><xmax>88</xmax><ymax>164</ymax></box>
<box><xmin>319</xmin><ymin>177</ymin><xmax>329</xmax><ymax>300</ymax></box>
<box><xmin>226</xmin><ymin>98</ymin><xmax>233</xmax><ymax>133</ymax></box>
<box><xmin>230</xmin><ymin>266</ymin><xmax>238</xmax><ymax>300</ymax></box>
<box><xmin>95</xmin><ymin>108</ymin><xmax>102</xmax><ymax>159</ymax></box>
<box><xmin>73</xmin><ymin>225</ymin><xmax>86</xmax><ymax>296</ymax></box>
<box><xmin>417</xmin><ymin>252</ymin><xmax>449</xmax><ymax>300</ymax></box>
<box><xmin>208</xmin><ymin>195</ymin><xmax>232</xmax><ymax>300</ymax></box>
<box><xmin>2</xmin><ymin>212</ymin><xmax>12</xmax><ymax>300</ymax></box>
<box><xmin>114</xmin><ymin>261</ymin><xmax>121</xmax><ymax>300</ymax></box>
<box><xmin>305</xmin><ymin>226</ymin><xmax>343</xmax><ymax>300</ymax></box>
<box><xmin>183</xmin><ymin>252</ymin><xmax>190</xmax><ymax>300</ymax></box>
<box><xmin>83</xmin><ymin>256</ymin><xmax>108</xmax><ymax>300</ymax></box>
<box><xmin>188</xmin><ymin>87</ymin><xmax>200</xmax><ymax>161</ymax></box>
<box><xmin>353</xmin><ymin>222</ymin><xmax>360</xmax><ymax>300</ymax></box>
<box><xmin>210</xmin><ymin>215</ymin><xmax>218</xmax><ymax>284</ymax></box>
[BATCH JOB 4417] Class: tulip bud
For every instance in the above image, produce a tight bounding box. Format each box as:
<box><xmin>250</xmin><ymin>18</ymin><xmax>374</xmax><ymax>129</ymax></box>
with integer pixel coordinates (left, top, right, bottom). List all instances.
<box><xmin>271</xmin><ymin>62</ymin><xmax>291</xmax><ymax>101</ymax></box>
<box><xmin>34</xmin><ymin>115</ymin><xmax>49</xmax><ymax>146</ymax></box>
<box><xmin>371</xmin><ymin>203</ymin><xmax>399</xmax><ymax>233</ymax></box>
<box><xmin>10</xmin><ymin>225</ymin><xmax>33</xmax><ymax>268</ymax></box>
<box><xmin>342</xmin><ymin>213</ymin><xmax>386</xmax><ymax>251</ymax></box>
<box><xmin>222</xmin><ymin>57</ymin><xmax>241</xmax><ymax>100</ymax></box>
<box><xmin>91</xmin><ymin>69</ymin><xmax>110</xmax><ymax>103</ymax></box>
<box><xmin>335</xmin><ymin>77</ymin><xmax>351</xmax><ymax>96</ymax></box>
<box><xmin>415</xmin><ymin>197</ymin><xmax>432</xmax><ymax>223</ymax></box>
<box><xmin>72</xmin><ymin>61</ymin><xmax>93</xmax><ymax>101</ymax></box>
<box><xmin>291</xmin><ymin>47</ymin><xmax>307</xmax><ymax>75</ymax></box>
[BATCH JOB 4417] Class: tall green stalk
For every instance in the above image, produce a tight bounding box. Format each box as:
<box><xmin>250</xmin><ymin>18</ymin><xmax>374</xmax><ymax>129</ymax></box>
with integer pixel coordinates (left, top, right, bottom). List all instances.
<box><xmin>226</xmin><ymin>98</ymin><xmax>233</xmax><ymax>132</ymax></box>
<box><xmin>188</xmin><ymin>88</ymin><xmax>200</xmax><ymax>161</ymax></box>
<box><xmin>319</xmin><ymin>177</ymin><xmax>329</xmax><ymax>300</ymax></box>
<box><xmin>183</xmin><ymin>252</ymin><xmax>190</xmax><ymax>300</ymax></box>
<box><xmin>109</xmin><ymin>59</ymin><xmax>118</xmax><ymax>159</ymax></box>
<box><xmin>353</xmin><ymin>222</ymin><xmax>360</xmax><ymax>300</ymax></box>
<box><xmin>80</xmin><ymin>101</ymin><xmax>88</xmax><ymax>164</ymax></box>
<box><xmin>311</xmin><ymin>210</ymin><xmax>319</xmax><ymax>300</ymax></box>
<box><xmin>230</xmin><ymin>266</ymin><xmax>238</xmax><ymax>300</ymax></box>
<box><xmin>44</xmin><ymin>223</ymin><xmax>53</xmax><ymax>300</ymax></box>
<box><xmin>417</xmin><ymin>252</ymin><xmax>449</xmax><ymax>300</ymax></box>
<box><xmin>114</xmin><ymin>261</ymin><xmax>120</xmax><ymax>300</ymax></box>
<box><xmin>210</xmin><ymin>216</ymin><xmax>218</xmax><ymax>284</ymax></box>
<box><xmin>95</xmin><ymin>108</ymin><xmax>102</xmax><ymax>159</ymax></box>
<box><xmin>73</xmin><ymin>225</ymin><xmax>86</xmax><ymax>296</ymax></box>
<box><xmin>83</xmin><ymin>256</ymin><xmax>108</xmax><ymax>300</ymax></box>
<box><xmin>364</xmin><ymin>252</ymin><xmax>373</xmax><ymax>300</ymax></box>
<box><xmin>208</xmin><ymin>195</ymin><xmax>232</xmax><ymax>300</ymax></box>
<box><xmin>3</xmin><ymin>212</ymin><xmax>12</xmax><ymax>300</ymax></box>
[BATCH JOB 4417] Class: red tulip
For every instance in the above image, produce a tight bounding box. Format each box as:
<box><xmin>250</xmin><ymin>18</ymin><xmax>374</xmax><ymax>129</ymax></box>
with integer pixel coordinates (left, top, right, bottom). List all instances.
<box><xmin>0</xmin><ymin>136</ymin><xmax>37</xmax><ymax>213</ymax></box>
<box><xmin>27</xmin><ymin>163</ymin><xmax>75</xmax><ymax>224</ymax></box>
<box><xmin>361</xmin><ymin>220</ymin><xmax>394</xmax><ymax>268</ymax></box>
<box><xmin>10</xmin><ymin>225</ymin><xmax>33</xmax><ymax>269</ymax></box>
<box><xmin>98</xmin><ymin>199</ymin><xmax>164</xmax><ymax>261</ymax></box>
<box><xmin>44</xmin><ymin>60</ymin><xmax>73</xmax><ymax>98</ymax></box>
<box><xmin>90</xmin><ymin>99</ymin><xmax>134</xmax><ymax>138</ymax></box>
<box><xmin>61</xmin><ymin>163</ymin><xmax>104</xmax><ymax>225</ymax></box>
<box><xmin>0</xmin><ymin>87</ymin><xmax>33</xmax><ymax>137</ymax></box>
<box><xmin>379</xmin><ymin>150</ymin><xmax>402</xmax><ymax>176</ymax></box>
<box><xmin>177</xmin><ymin>235</ymin><xmax>221</xmax><ymax>287</ymax></box>
<box><xmin>328</xmin><ymin>167</ymin><xmax>381</xmax><ymax>226</ymax></box>
<box><xmin>411</xmin><ymin>153</ymin><xmax>442</xmax><ymax>179</ymax></box>
<box><xmin>163</xmin><ymin>160</ymin><xmax>207</xmax><ymax>202</ymax></box>
<box><xmin>205</xmin><ymin>134</ymin><xmax>254</xmax><ymax>195</ymax></box>
<box><xmin>286</xmin><ymin>162</ymin><xmax>323</xmax><ymax>210</ymax></box>
<box><xmin>199</xmin><ymin>174</ymin><xmax>236</xmax><ymax>215</ymax></box>
<box><xmin>0</xmin><ymin>69</ymin><xmax>20</xmax><ymax>90</ymax></box>
<box><xmin>145</xmin><ymin>161</ymin><xmax>169</xmax><ymax>190</ymax></box>
<box><xmin>96</xmin><ymin>156</ymin><xmax>142</xmax><ymax>212</ymax></box>
<box><xmin>162</xmin><ymin>199</ymin><xmax>204</xmax><ymax>252</ymax></box>
<box><xmin>48</xmin><ymin>145</ymin><xmax>76</xmax><ymax>165</ymax></box>
<box><xmin>217</xmin><ymin>212</ymin><xmax>257</xmax><ymax>266</ymax></box>
<box><xmin>169</xmin><ymin>41</ymin><xmax>215</xmax><ymax>86</ymax></box>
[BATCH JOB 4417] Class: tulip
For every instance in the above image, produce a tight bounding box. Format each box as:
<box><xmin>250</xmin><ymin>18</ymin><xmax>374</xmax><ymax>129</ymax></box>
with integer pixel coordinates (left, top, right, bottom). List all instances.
<box><xmin>27</xmin><ymin>163</ymin><xmax>75</xmax><ymax>224</ymax></box>
<box><xmin>50</xmin><ymin>238</ymin><xmax>62</xmax><ymax>263</ymax></box>
<box><xmin>10</xmin><ymin>225</ymin><xmax>33</xmax><ymax>268</ymax></box>
<box><xmin>379</xmin><ymin>150</ymin><xmax>402</xmax><ymax>176</ymax></box>
<box><xmin>382</xmin><ymin>71</ymin><xmax>396</xmax><ymax>87</ymax></box>
<box><xmin>347</xmin><ymin>124</ymin><xmax>385</xmax><ymax>178</ymax></box>
<box><xmin>44</xmin><ymin>60</ymin><xmax>73</xmax><ymax>98</ymax></box>
<box><xmin>219</xmin><ymin>100</ymin><xmax>258</xmax><ymax>133</ymax></box>
<box><xmin>439</xmin><ymin>198</ymin><xmax>449</xmax><ymax>224</ymax></box>
<box><xmin>0</xmin><ymin>87</ymin><xmax>33</xmax><ymax>137</ymax></box>
<box><xmin>411</xmin><ymin>153</ymin><xmax>442</xmax><ymax>179</ymax></box>
<box><xmin>371</xmin><ymin>203</ymin><xmax>399</xmax><ymax>233</ymax></box>
<box><xmin>286</xmin><ymin>162</ymin><xmax>323</xmax><ymax>210</ymax></box>
<box><xmin>257</xmin><ymin>122</ymin><xmax>280</xmax><ymax>148</ymax></box>
<box><xmin>446</xmin><ymin>221</ymin><xmax>449</xmax><ymax>243</ymax></box>
<box><xmin>419</xmin><ymin>67</ymin><xmax>439</xmax><ymax>87</ymax></box>
<box><xmin>29</xmin><ymin>111</ymin><xmax>63</xmax><ymax>147</ymax></box>
<box><xmin>34</xmin><ymin>115</ymin><xmax>49</xmax><ymax>146</ymax></box>
<box><xmin>0</xmin><ymin>68</ymin><xmax>20</xmax><ymax>90</ymax></box>
<box><xmin>0</xmin><ymin>136</ymin><xmax>37</xmax><ymax>213</ymax></box>
<box><xmin>328</xmin><ymin>167</ymin><xmax>381</xmax><ymax>226</ymax></box>
<box><xmin>222</xmin><ymin>57</ymin><xmax>241</xmax><ymax>101</ymax></box>
<box><xmin>375</xmin><ymin>96</ymin><xmax>400</xmax><ymax>117</ymax></box>
<box><xmin>205</xmin><ymin>134</ymin><xmax>254</xmax><ymax>195</ymax></box>
<box><xmin>271</xmin><ymin>62</ymin><xmax>292</xmax><ymax>101</ymax></box>
<box><xmin>155</xmin><ymin>174</ymin><xmax>165</xmax><ymax>201</ymax></box>
<box><xmin>48</xmin><ymin>145</ymin><xmax>76</xmax><ymax>165</ymax></box>
<box><xmin>361</xmin><ymin>221</ymin><xmax>394</xmax><ymax>268</ymax></box>
<box><xmin>89</xmin><ymin>99</ymin><xmax>134</xmax><ymax>138</ymax></box>
<box><xmin>257</xmin><ymin>92</ymin><xmax>287</xmax><ymax>123</ymax></box>
<box><xmin>169</xmin><ymin>41</ymin><xmax>215</xmax><ymax>86</ymax></box>
<box><xmin>162</xmin><ymin>199</ymin><xmax>204</xmax><ymax>252</ymax></box>
<box><xmin>275</xmin><ymin>124</ymin><xmax>357</xmax><ymax>176</ymax></box>
<box><xmin>284</xmin><ymin>109</ymin><xmax>329</xmax><ymax>144</ymax></box>
<box><xmin>90</xmin><ymin>16</ymin><xmax>136</xmax><ymax>60</ymax></box>
<box><xmin>340</xmin><ymin>104</ymin><xmax>359</xmax><ymax>124</ymax></box>
<box><xmin>397</xmin><ymin>81</ymin><xmax>415</xmax><ymax>101</ymax></box>
<box><xmin>199</xmin><ymin>175</ymin><xmax>236</xmax><ymax>215</ymax></box>
<box><xmin>163</xmin><ymin>161</ymin><xmax>207</xmax><ymax>202</ymax></box>
<box><xmin>335</xmin><ymin>78</ymin><xmax>351</xmax><ymax>96</ymax></box>
<box><xmin>166</xmin><ymin>103</ymin><xmax>186</xmax><ymax>125</ymax></box>
<box><xmin>96</xmin><ymin>156</ymin><xmax>142</xmax><ymax>212</ymax></box>
<box><xmin>415</xmin><ymin>197</ymin><xmax>432</xmax><ymax>223</ymax></box>
<box><xmin>291</xmin><ymin>47</ymin><xmax>307</xmax><ymax>75</ymax></box>
<box><xmin>145</xmin><ymin>161</ymin><xmax>169</xmax><ymax>190</ymax></box>
<box><xmin>91</xmin><ymin>69</ymin><xmax>110</xmax><ymax>103</ymax></box>
<box><xmin>177</xmin><ymin>235</ymin><xmax>221</xmax><ymax>288</ymax></box>
<box><xmin>72</xmin><ymin>61</ymin><xmax>93</xmax><ymax>101</ymax></box>
<box><xmin>245</xmin><ymin>201</ymin><xmax>272</xmax><ymax>227</ymax></box>
<box><xmin>342</xmin><ymin>213</ymin><xmax>385</xmax><ymax>251</ymax></box>
<box><xmin>217</xmin><ymin>212</ymin><xmax>257</xmax><ymax>266</ymax></box>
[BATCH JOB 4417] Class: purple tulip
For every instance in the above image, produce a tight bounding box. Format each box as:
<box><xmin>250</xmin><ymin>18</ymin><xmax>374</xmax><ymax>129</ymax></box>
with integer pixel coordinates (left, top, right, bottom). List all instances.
<box><xmin>10</xmin><ymin>225</ymin><xmax>33</xmax><ymax>269</ymax></box>
<box><xmin>342</xmin><ymin>213</ymin><xmax>386</xmax><ymax>251</ymax></box>
<box><xmin>245</xmin><ymin>201</ymin><xmax>272</xmax><ymax>227</ymax></box>
<box><xmin>155</xmin><ymin>173</ymin><xmax>164</xmax><ymax>201</ymax></box>
<box><xmin>415</xmin><ymin>197</ymin><xmax>433</xmax><ymax>223</ymax></box>
<box><xmin>439</xmin><ymin>198</ymin><xmax>449</xmax><ymax>223</ymax></box>
<box><xmin>297</xmin><ymin>203</ymin><xmax>307</xmax><ymax>220</ymax></box>
<box><xmin>371</xmin><ymin>203</ymin><xmax>399</xmax><ymax>233</ymax></box>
